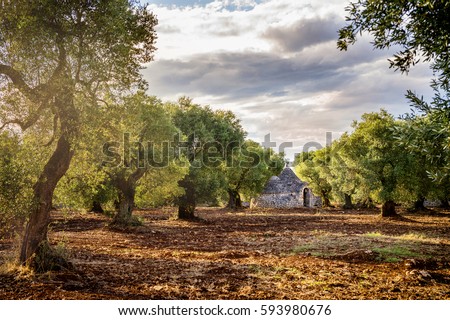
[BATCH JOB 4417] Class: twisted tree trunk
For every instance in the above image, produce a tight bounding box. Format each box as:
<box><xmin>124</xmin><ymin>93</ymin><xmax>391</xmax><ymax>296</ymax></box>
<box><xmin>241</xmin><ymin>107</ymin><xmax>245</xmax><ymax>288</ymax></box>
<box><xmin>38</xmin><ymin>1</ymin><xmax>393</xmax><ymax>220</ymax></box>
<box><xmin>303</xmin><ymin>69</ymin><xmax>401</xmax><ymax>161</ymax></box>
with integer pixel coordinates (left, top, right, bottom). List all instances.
<box><xmin>227</xmin><ymin>189</ymin><xmax>242</xmax><ymax>210</ymax></box>
<box><xmin>321</xmin><ymin>190</ymin><xmax>332</xmax><ymax>207</ymax></box>
<box><xmin>343</xmin><ymin>193</ymin><xmax>354</xmax><ymax>209</ymax></box>
<box><xmin>177</xmin><ymin>177</ymin><xmax>196</xmax><ymax>220</ymax></box>
<box><xmin>381</xmin><ymin>200</ymin><xmax>397</xmax><ymax>217</ymax></box>
<box><xmin>20</xmin><ymin>135</ymin><xmax>74</xmax><ymax>265</ymax></box>
<box><xmin>111</xmin><ymin>168</ymin><xmax>146</xmax><ymax>226</ymax></box>
<box><xmin>90</xmin><ymin>201</ymin><xmax>104</xmax><ymax>213</ymax></box>
<box><xmin>413</xmin><ymin>196</ymin><xmax>427</xmax><ymax>211</ymax></box>
<box><xmin>113</xmin><ymin>187</ymin><xmax>136</xmax><ymax>224</ymax></box>
<box><xmin>20</xmin><ymin>81</ymin><xmax>78</xmax><ymax>267</ymax></box>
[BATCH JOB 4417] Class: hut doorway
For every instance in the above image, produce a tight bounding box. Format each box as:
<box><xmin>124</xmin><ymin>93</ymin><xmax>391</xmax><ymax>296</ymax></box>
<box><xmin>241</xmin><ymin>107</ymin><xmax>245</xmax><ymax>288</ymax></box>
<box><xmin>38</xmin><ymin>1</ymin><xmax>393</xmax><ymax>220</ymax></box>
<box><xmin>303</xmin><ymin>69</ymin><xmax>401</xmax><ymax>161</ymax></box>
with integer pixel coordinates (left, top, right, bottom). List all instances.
<box><xmin>303</xmin><ymin>188</ymin><xmax>311</xmax><ymax>207</ymax></box>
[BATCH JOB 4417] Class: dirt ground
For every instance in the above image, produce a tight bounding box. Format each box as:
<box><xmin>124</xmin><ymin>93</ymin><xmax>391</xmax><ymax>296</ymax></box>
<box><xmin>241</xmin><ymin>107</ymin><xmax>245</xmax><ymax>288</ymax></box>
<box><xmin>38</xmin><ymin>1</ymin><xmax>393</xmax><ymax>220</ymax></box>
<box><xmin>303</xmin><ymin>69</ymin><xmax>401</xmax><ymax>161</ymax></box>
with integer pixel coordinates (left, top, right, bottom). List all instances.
<box><xmin>1</xmin><ymin>207</ymin><xmax>450</xmax><ymax>299</ymax></box>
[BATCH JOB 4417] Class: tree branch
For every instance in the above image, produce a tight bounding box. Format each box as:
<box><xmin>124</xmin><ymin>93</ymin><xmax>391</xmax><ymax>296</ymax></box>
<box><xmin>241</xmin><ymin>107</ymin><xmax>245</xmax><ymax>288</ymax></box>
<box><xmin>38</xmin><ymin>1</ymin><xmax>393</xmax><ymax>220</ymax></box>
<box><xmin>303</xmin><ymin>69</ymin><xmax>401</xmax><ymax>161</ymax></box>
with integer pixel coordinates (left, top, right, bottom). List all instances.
<box><xmin>0</xmin><ymin>102</ymin><xmax>48</xmax><ymax>131</ymax></box>
<box><xmin>129</xmin><ymin>167</ymin><xmax>147</xmax><ymax>185</ymax></box>
<box><xmin>0</xmin><ymin>64</ymin><xmax>39</xmax><ymax>102</ymax></box>
<box><xmin>43</xmin><ymin>113</ymin><xmax>59</xmax><ymax>147</ymax></box>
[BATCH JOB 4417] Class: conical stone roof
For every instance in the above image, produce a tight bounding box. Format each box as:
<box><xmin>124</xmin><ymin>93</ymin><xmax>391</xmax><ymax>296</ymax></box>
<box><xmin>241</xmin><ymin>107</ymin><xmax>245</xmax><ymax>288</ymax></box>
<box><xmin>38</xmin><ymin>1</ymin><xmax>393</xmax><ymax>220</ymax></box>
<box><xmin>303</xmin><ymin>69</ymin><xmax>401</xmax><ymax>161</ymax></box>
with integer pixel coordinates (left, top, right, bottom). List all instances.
<box><xmin>262</xmin><ymin>168</ymin><xmax>306</xmax><ymax>194</ymax></box>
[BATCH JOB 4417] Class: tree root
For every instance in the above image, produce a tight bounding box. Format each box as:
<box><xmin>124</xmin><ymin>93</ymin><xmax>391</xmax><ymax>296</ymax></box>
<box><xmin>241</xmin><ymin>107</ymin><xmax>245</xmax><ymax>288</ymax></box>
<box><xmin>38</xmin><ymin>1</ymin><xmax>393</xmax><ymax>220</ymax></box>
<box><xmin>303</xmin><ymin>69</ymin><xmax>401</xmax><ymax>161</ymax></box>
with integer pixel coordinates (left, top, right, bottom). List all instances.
<box><xmin>110</xmin><ymin>214</ymin><xmax>142</xmax><ymax>227</ymax></box>
<box><xmin>29</xmin><ymin>241</ymin><xmax>73</xmax><ymax>273</ymax></box>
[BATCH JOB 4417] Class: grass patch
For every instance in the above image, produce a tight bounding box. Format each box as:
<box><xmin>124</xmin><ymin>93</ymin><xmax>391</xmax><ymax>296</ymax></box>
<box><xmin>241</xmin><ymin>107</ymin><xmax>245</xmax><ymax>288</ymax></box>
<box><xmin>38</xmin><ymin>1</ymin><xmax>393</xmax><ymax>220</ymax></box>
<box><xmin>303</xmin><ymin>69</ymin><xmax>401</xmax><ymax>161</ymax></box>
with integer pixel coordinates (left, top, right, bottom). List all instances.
<box><xmin>292</xmin><ymin>244</ymin><xmax>315</xmax><ymax>253</ymax></box>
<box><xmin>364</xmin><ymin>232</ymin><xmax>384</xmax><ymax>238</ymax></box>
<box><xmin>362</xmin><ymin>231</ymin><xmax>441</xmax><ymax>244</ymax></box>
<box><xmin>397</xmin><ymin>233</ymin><xmax>427</xmax><ymax>241</ymax></box>
<box><xmin>375</xmin><ymin>246</ymin><xmax>415</xmax><ymax>256</ymax></box>
<box><xmin>292</xmin><ymin>231</ymin><xmax>435</xmax><ymax>262</ymax></box>
<box><xmin>292</xmin><ymin>244</ymin><xmax>336</xmax><ymax>258</ymax></box>
<box><xmin>372</xmin><ymin>246</ymin><xmax>423</xmax><ymax>262</ymax></box>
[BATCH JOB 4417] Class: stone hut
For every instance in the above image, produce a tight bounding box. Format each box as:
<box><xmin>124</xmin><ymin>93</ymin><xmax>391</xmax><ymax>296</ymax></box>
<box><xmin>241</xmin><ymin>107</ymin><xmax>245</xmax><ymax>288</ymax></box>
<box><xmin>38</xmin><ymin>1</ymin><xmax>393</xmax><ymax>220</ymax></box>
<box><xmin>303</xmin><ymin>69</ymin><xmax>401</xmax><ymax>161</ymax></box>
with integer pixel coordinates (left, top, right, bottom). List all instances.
<box><xmin>251</xmin><ymin>167</ymin><xmax>321</xmax><ymax>208</ymax></box>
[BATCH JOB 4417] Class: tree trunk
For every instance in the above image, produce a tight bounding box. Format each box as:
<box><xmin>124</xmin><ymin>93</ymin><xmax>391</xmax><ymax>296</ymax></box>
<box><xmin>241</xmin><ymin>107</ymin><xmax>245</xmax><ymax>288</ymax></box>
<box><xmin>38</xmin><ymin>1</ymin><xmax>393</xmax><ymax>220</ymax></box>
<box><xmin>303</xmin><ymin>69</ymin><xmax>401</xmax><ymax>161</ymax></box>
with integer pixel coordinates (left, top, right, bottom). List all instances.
<box><xmin>177</xmin><ymin>177</ymin><xmax>196</xmax><ymax>220</ymax></box>
<box><xmin>90</xmin><ymin>201</ymin><xmax>104</xmax><ymax>213</ymax></box>
<box><xmin>112</xmin><ymin>179</ymin><xmax>138</xmax><ymax>226</ymax></box>
<box><xmin>321</xmin><ymin>191</ymin><xmax>332</xmax><ymax>207</ymax></box>
<box><xmin>227</xmin><ymin>189</ymin><xmax>242</xmax><ymax>209</ymax></box>
<box><xmin>381</xmin><ymin>200</ymin><xmax>397</xmax><ymax>217</ymax></box>
<box><xmin>113</xmin><ymin>190</ymin><xmax>135</xmax><ymax>225</ymax></box>
<box><xmin>19</xmin><ymin>58</ymin><xmax>78</xmax><ymax>268</ymax></box>
<box><xmin>439</xmin><ymin>197</ymin><xmax>450</xmax><ymax>208</ymax></box>
<box><xmin>111</xmin><ymin>168</ymin><xmax>146</xmax><ymax>226</ymax></box>
<box><xmin>413</xmin><ymin>196</ymin><xmax>426</xmax><ymax>211</ymax></box>
<box><xmin>343</xmin><ymin>193</ymin><xmax>354</xmax><ymax>209</ymax></box>
<box><xmin>357</xmin><ymin>198</ymin><xmax>374</xmax><ymax>209</ymax></box>
<box><xmin>20</xmin><ymin>134</ymin><xmax>74</xmax><ymax>265</ymax></box>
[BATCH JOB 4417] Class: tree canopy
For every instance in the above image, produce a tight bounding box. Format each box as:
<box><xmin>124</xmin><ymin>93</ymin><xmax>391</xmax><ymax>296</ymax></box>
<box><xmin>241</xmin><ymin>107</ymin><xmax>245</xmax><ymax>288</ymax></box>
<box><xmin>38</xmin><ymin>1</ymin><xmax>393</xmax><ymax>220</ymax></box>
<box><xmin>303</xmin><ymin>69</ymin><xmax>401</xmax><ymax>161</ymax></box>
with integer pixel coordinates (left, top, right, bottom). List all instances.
<box><xmin>338</xmin><ymin>0</ymin><xmax>450</xmax><ymax>82</ymax></box>
<box><xmin>169</xmin><ymin>98</ymin><xmax>246</xmax><ymax>219</ymax></box>
<box><xmin>0</xmin><ymin>0</ymin><xmax>158</xmax><ymax>267</ymax></box>
<box><xmin>226</xmin><ymin>139</ymin><xmax>285</xmax><ymax>209</ymax></box>
<box><xmin>338</xmin><ymin>0</ymin><xmax>450</xmax><ymax>183</ymax></box>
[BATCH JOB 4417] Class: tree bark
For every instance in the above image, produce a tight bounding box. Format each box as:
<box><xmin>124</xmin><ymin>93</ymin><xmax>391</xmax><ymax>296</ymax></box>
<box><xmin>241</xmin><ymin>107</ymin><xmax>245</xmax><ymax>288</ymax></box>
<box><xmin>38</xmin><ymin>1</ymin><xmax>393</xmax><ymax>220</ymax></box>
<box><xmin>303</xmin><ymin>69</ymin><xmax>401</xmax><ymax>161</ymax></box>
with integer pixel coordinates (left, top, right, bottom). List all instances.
<box><xmin>177</xmin><ymin>177</ymin><xmax>196</xmax><ymax>220</ymax></box>
<box><xmin>90</xmin><ymin>201</ymin><xmax>104</xmax><ymax>213</ymax></box>
<box><xmin>20</xmin><ymin>134</ymin><xmax>74</xmax><ymax>265</ymax></box>
<box><xmin>343</xmin><ymin>193</ymin><xmax>354</xmax><ymax>209</ymax></box>
<box><xmin>227</xmin><ymin>189</ymin><xmax>242</xmax><ymax>210</ymax></box>
<box><xmin>381</xmin><ymin>200</ymin><xmax>397</xmax><ymax>217</ymax></box>
<box><xmin>17</xmin><ymin>37</ymin><xmax>79</xmax><ymax>268</ymax></box>
<box><xmin>321</xmin><ymin>191</ymin><xmax>332</xmax><ymax>207</ymax></box>
<box><xmin>413</xmin><ymin>196</ymin><xmax>426</xmax><ymax>211</ymax></box>
<box><xmin>111</xmin><ymin>168</ymin><xmax>146</xmax><ymax>226</ymax></box>
<box><xmin>439</xmin><ymin>197</ymin><xmax>450</xmax><ymax>208</ymax></box>
<box><xmin>112</xmin><ymin>188</ymin><xmax>136</xmax><ymax>225</ymax></box>
<box><xmin>322</xmin><ymin>197</ymin><xmax>332</xmax><ymax>207</ymax></box>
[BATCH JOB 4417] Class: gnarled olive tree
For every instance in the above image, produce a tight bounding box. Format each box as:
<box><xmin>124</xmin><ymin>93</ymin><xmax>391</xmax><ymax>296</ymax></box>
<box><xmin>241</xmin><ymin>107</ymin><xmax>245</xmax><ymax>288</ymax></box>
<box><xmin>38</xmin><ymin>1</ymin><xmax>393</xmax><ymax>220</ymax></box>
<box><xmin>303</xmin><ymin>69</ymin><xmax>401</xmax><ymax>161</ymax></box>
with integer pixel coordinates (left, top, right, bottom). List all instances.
<box><xmin>0</xmin><ymin>0</ymin><xmax>157</xmax><ymax>267</ymax></box>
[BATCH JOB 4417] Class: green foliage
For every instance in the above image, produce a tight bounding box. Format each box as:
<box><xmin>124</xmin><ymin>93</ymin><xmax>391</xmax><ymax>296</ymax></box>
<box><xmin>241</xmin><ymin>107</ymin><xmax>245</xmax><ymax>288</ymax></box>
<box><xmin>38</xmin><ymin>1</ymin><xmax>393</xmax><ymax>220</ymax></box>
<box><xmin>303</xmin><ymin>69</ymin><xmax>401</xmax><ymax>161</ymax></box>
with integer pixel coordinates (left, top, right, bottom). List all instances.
<box><xmin>0</xmin><ymin>0</ymin><xmax>157</xmax><ymax>88</ymax></box>
<box><xmin>55</xmin><ymin>92</ymin><xmax>182</xmax><ymax>217</ymax></box>
<box><xmin>0</xmin><ymin>0</ymin><xmax>160</xmax><ymax>263</ymax></box>
<box><xmin>326</xmin><ymin>135</ymin><xmax>365</xmax><ymax>207</ymax></box>
<box><xmin>394</xmin><ymin>112</ymin><xmax>450</xmax><ymax>205</ymax></box>
<box><xmin>53</xmin><ymin>150</ymin><xmax>115</xmax><ymax>211</ymax></box>
<box><xmin>103</xmin><ymin>92</ymin><xmax>178</xmax><ymax>182</ymax></box>
<box><xmin>170</xmin><ymin>97</ymin><xmax>246</xmax><ymax>213</ymax></box>
<box><xmin>226</xmin><ymin>140</ymin><xmax>285</xmax><ymax>203</ymax></box>
<box><xmin>338</xmin><ymin>0</ymin><xmax>450</xmax><ymax>79</ymax></box>
<box><xmin>340</xmin><ymin>111</ymin><xmax>411</xmax><ymax>205</ymax></box>
<box><xmin>135</xmin><ymin>165</ymin><xmax>187</xmax><ymax>208</ymax></box>
<box><xmin>338</xmin><ymin>0</ymin><xmax>450</xmax><ymax>185</ymax></box>
<box><xmin>296</xmin><ymin>110</ymin><xmax>430</xmax><ymax>210</ymax></box>
<box><xmin>0</xmin><ymin>133</ymin><xmax>29</xmax><ymax>237</ymax></box>
<box><xmin>295</xmin><ymin>148</ymin><xmax>333</xmax><ymax>207</ymax></box>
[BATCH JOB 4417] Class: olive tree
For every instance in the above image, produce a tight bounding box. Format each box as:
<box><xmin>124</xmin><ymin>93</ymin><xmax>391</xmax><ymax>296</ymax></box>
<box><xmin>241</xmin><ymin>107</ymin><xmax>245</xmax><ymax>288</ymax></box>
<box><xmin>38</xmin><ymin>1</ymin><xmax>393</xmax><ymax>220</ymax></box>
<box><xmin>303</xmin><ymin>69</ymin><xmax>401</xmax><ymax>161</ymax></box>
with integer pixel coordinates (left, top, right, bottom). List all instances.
<box><xmin>170</xmin><ymin>98</ymin><xmax>246</xmax><ymax>220</ymax></box>
<box><xmin>225</xmin><ymin>140</ymin><xmax>285</xmax><ymax>209</ymax></box>
<box><xmin>338</xmin><ymin>0</ymin><xmax>450</xmax><ymax>182</ymax></box>
<box><xmin>0</xmin><ymin>0</ymin><xmax>157</xmax><ymax>267</ymax></box>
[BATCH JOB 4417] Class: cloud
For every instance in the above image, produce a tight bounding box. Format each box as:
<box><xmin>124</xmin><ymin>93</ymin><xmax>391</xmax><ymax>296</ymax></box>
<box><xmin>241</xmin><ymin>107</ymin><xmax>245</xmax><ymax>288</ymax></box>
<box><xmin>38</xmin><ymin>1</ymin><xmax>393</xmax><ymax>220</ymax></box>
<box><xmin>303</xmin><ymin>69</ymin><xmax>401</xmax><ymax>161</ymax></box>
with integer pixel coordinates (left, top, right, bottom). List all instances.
<box><xmin>144</xmin><ymin>38</ymin><xmax>390</xmax><ymax>100</ymax></box>
<box><xmin>144</xmin><ymin>0</ymin><xmax>434</xmax><ymax>160</ymax></box>
<box><xmin>156</xmin><ymin>24</ymin><xmax>181</xmax><ymax>34</ymax></box>
<box><xmin>263</xmin><ymin>16</ymin><xmax>342</xmax><ymax>52</ymax></box>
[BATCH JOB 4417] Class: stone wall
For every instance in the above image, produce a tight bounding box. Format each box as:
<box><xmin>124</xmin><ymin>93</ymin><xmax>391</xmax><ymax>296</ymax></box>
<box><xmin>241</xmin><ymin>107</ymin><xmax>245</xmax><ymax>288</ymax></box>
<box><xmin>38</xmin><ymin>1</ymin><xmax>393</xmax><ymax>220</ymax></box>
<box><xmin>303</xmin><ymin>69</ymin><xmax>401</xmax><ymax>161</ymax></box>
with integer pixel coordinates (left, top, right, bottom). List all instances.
<box><xmin>251</xmin><ymin>190</ymin><xmax>322</xmax><ymax>209</ymax></box>
<box><xmin>252</xmin><ymin>192</ymin><xmax>303</xmax><ymax>209</ymax></box>
<box><xmin>250</xmin><ymin>168</ymin><xmax>322</xmax><ymax>209</ymax></box>
<box><xmin>309</xmin><ymin>194</ymin><xmax>322</xmax><ymax>207</ymax></box>
<box><xmin>424</xmin><ymin>199</ymin><xmax>449</xmax><ymax>207</ymax></box>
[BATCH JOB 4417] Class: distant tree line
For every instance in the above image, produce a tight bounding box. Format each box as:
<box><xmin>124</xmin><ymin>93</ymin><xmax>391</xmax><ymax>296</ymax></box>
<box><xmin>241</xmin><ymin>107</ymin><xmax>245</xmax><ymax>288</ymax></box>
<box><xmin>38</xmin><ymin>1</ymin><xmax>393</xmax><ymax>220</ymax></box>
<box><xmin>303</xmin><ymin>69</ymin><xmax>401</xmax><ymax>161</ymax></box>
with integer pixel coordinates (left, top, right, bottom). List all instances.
<box><xmin>297</xmin><ymin>0</ymin><xmax>450</xmax><ymax>217</ymax></box>
<box><xmin>295</xmin><ymin>109</ymin><xmax>449</xmax><ymax>217</ymax></box>
<box><xmin>0</xmin><ymin>1</ymin><xmax>284</xmax><ymax>271</ymax></box>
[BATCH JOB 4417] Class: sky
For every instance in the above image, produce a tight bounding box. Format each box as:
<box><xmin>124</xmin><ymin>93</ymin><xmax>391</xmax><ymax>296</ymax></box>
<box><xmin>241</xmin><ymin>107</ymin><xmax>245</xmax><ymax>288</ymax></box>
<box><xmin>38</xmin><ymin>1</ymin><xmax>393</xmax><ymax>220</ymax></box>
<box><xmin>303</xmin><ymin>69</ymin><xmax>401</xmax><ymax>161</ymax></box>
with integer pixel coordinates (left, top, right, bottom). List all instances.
<box><xmin>140</xmin><ymin>0</ymin><xmax>434</xmax><ymax>161</ymax></box>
